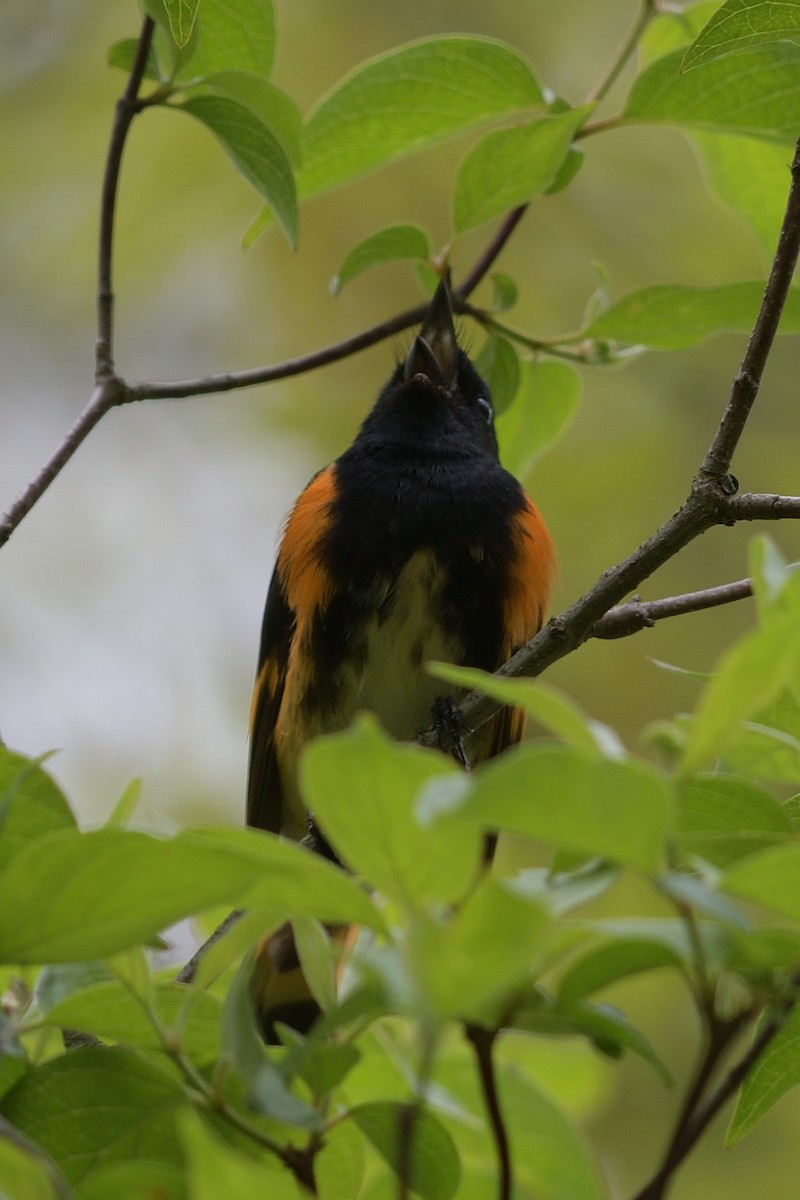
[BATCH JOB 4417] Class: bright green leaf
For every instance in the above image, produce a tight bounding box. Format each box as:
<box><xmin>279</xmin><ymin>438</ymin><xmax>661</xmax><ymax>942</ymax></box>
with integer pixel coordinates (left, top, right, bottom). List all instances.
<box><xmin>300</xmin><ymin>36</ymin><xmax>545</xmax><ymax>201</ymax></box>
<box><xmin>187</xmin><ymin>73</ymin><xmax>303</xmax><ymax>164</ymax></box>
<box><xmin>439</xmin><ymin>743</ymin><xmax>674</xmax><ymax>872</ymax></box>
<box><xmin>1</xmin><ymin>1047</ymin><xmax>185</xmax><ymax>1185</ymax></box>
<box><xmin>558</xmin><ymin>939</ymin><xmax>682</xmax><ymax>1005</ymax></box>
<box><xmin>587</xmin><ymin>282</ymin><xmax>800</xmax><ymax>350</ymax></box>
<box><xmin>491</xmin><ymin>273</ymin><xmax>518</xmax><ymax>313</ymax></box>
<box><xmin>291</xmin><ymin>916</ymin><xmax>337</xmax><ymax>1013</ymax></box>
<box><xmin>0</xmin><ymin>825</ymin><xmax>379</xmax><ymax>965</ymax></box>
<box><xmin>179</xmin><ymin>96</ymin><xmax>298</xmax><ymax>247</ymax></box>
<box><xmin>473</xmin><ymin>334</ymin><xmax>521</xmax><ymax>415</ymax></box>
<box><xmin>331</xmin><ymin>224</ymin><xmax>431</xmax><ymax>294</ymax></box>
<box><xmin>174</xmin><ymin>0</ymin><xmax>275</xmax><ymax>78</ymax></box>
<box><xmin>163</xmin><ymin>0</ymin><xmax>199</xmax><ymax>48</ymax></box>
<box><xmin>414</xmin><ymin>877</ymin><xmax>550</xmax><ymax>1024</ymax></box>
<box><xmin>676</xmin><ymin>773</ymin><xmax>792</xmax><ymax>866</ymax></box>
<box><xmin>77</xmin><ymin>1160</ymin><xmax>184</xmax><ymax>1200</ymax></box>
<box><xmin>426</xmin><ymin>664</ymin><xmax>620</xmax><ymax>756</ymax></box>
<box><xmin>625</xmin><ymin>43</ymin><xmax>800</xmax><ymax>139</ymax></box>
<box><xmin>684</xmin><ymin>0</ymin><xmax>800</xmax><ymax>72</ymax></box>
<box><xmin>0</xmin><ymin>1135</ymin><xmax>58</xmax><ymax>1200</ymax></box>
<box><xmin>495</xmin><ymin>359</ymin><xmax>582</xmax><ymax>480</ymax></box>
<box><xmin>723</xmin><ymin>844</ymin><xmax>800</xmax><ymax>922</ymax></box>
<box><xmin>692</xmin><ymin>133</ymin><xmax>793</xmax><ymax>260</ymax></box>
<box><xmin>178</xmin><ymin>1109</ymin><xmax>302</xmax><ymax>1200</ymax></box>
<box><xmin>728</xmin><ymin>1005</ymin><xmax>800</xmax><ymax>1145</ymax></box>
<box><xmin>107</xmin><ymin>38</ymin><xmax>162</xmax><ymax>81</ymax></box>
<box><xmin>0</xmin><ymin>749</ymin><xmax>76</xmax><ymax>872</ymax></box>
<box><xmin>299</xmin><ymin>716</ymin><xmax>483</xmax><ymax>909</ymax></box>
<box><xmin>42</xmin><ymin>981</ymin><xmax>222</xmax><ymax>1064</ymax></box>
<box><xmin>453</xmin><ymin>107</ymin><xmax>593</xmax><ymax>233</ymax></box>
<box><xmin>351</xmin><ymin>1102</ymin><xmax>460</xmax><ymax>1200</ymax></box>
<box><xmin>640</xmin><ymin>2</ymin><xmax>722</xmax><ymax>65</ymax></box>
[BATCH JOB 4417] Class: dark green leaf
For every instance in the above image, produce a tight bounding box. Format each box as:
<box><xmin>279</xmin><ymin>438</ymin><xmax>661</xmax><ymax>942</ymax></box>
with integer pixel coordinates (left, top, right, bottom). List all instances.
<box><xmin>0</xmin><ymin>749</ymin><xmax>76</xmax><ymax>872</ymax></box>
<box><xmin>587</xmin><ymin>282</ymin><xmax>800</xmax><ymax>350</ymax></box>
<box><xmin>473</xmin><ymin>335</ymin><xmax>521</xmax><ymax>415</ymax></box>
<box><xmin>300</xmin><ymin>716</ymin><xmax>483</xmax><ymax>908</ymax></box>
<box><xmin>625</xmin><ymin>43</ymin><xmax>800</xmax><ymax>139</ymax></box>
<box><xmin>684</xmin><ymin>0</ymin><xmax>800</xmax><ymax>72</ymax></box>
<box><xmin>2</xmin><ymin>1047</ymin><xmax>184</xmax><ymax>1185</ymax></box>
<box><xmin>728</xmin><ymin>1005</ymin><xmax>800</xmax><ymax>1144</ymax></box>
<box><xmin>495</xmin><ymin>359</ymin><xmax>581</xmax><ymax>480</ymax></box>
<box><xmin>77</xmin><ymin>1160</ymin><xmax>184</xmax><ymax>1200</ymax></box>
<box><xmin>331</xmin><ymin>225</ymin><xmax>431</xmax><ymax>294</ymax></box>
<box><xmin>351</xmin><ymin>1102</ymin><xmax>460</xmax><ymax>1200</ymax></box>
<box><xmin>301</xmin><ymin>36</ymin><xmax>545</xmax><ymax>201</ymax></box>
<box><xmin>179</xmin><ymin>96</ymin><xmax>297</xmax><ymax>248</ymax></box>
<box><xmin>453</xmin><ymin>107</ymin><xmax>592</xmax><ymax>233</ymax></box>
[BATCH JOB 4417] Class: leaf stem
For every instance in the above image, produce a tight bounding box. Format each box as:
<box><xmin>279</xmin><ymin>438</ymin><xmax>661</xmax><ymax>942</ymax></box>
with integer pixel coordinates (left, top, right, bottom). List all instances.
<box><xmin>465</xmin><ymin>1025</ymin><xmax>511</xmax><ymax>1200</ymax></box>
<box><xmin>584</xmin><ymin>0</ymin><xmax>658</xmax><ymax>104</ymax></box>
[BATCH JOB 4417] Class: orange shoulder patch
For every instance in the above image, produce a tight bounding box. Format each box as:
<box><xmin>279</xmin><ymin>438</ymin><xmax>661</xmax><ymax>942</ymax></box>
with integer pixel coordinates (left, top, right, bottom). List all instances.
<box><xmin>278</xmin><ymin>465</ymin><xmax>337</xmax><ymax>619</ymax></box>
<box><xmin>502</xmin><ymin>495</ymin><xmax>557</xmax><ymax>656</ymax></box>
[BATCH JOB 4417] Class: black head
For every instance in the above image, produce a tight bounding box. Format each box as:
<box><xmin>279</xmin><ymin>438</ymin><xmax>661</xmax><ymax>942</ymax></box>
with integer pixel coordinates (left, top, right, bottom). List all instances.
<box><xmin>356</xmin><ymin>278</ymin><xmax>499</xmax><ymax>462</ymax></box>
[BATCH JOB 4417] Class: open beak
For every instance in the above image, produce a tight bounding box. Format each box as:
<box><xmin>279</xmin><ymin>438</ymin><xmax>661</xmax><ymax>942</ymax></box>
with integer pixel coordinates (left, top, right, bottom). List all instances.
<box><xmin>403</xmin><ymin>277</ymin><xmax>458</xmax><ymax>390</ymax></box>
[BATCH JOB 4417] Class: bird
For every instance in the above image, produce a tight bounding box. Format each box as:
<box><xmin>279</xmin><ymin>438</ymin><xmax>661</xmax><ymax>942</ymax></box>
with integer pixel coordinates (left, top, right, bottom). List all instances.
<box><xmin>246</xmin><ymin>276</ymin><xmax>556</xmax><ymax>1040</ymax></box>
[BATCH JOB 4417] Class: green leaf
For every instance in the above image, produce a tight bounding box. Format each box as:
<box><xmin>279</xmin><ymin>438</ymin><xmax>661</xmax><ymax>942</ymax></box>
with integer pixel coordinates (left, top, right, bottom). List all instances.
<box><xmin>414</xmin><ymin>877</ymin><xmax>551</xmax><ymax>1024</ymax></box>
<box><xmin>452</xmin><ymin>107</ymin><xmax>592</xmax><ymax>233</ymax></box>
<box><xmin>728</xmin><ymin>1005</ymin><xmax>800</xmax><ymax>1145</ymax></box>
<box><xmin>299</xmin><ymin>716</ymin><xmax>483</xmax><ymax>909</ymax></box>
<box><xmin>0</xmin><ymin>749</ymin><xmax>76</xmax><ymax>872</ymax></box>
<box><xmin>0</xmin><ymin>1135</ymin><xmax>58</xmax><ymax>1200</ymax></box>
<box><xmin>473</xmin><ymin>335</ymin><xmax>520</xmax><ymax>415</ymax></box>
<box><xmin>174</xmin><ymin>0</ymin><xmax>275</xmax><ymax>78</ymax></box>
<box><xmin>77</xmin><ymin>1161</ymin><xmax>184</xmax><ymax>1200</ymax></box>
<box><xmin>676</xmin><ymin>773</ymin><xmax>792</xmax><ymax>866</ymax></box>
<box><xmin>1</xmin><ymin>1047</ymin><xmax>184</xmax><ymax>1185</ymax></box>
<box><xmin>291</xmin><ymin>916</ymin><xmax>337</xmax><ymax>1013</ymax></box>
<box><xmin>625</xmin><ymin>43</ymin><xmax>800</xmax><ymax>139</ymax></box>
<box><xmin>42</xmin><ymin>981</ymin><xmax>222</xmax><ymax>1064</ymax></box>
<box><xmin>640</xmin><ymin>2</ymin><xmax>721</xmax><ymax>65</ymax></box>
<box><xmin>558</xmin><ymin>939</ymin><xmax>683</xmax><ymax>1004</ymax></box>
<box><xmin>682</xmin><ymin>567</ymin><xmax>800</xmax><ymax>769</ymax></box>
<box><xmin>587</xmin><ymin>282</ymin><xmax>800</xmax><ymax>350</ymax></box>
<box><xmin>331</xmin><ymin>224</ymin><xmax>431</xmax><ymax>294</ymax></box>
<box><xmin>0</xmin><ymin>825</ymin><xmax>380</xmax><ymax>965</ymax></box>
<box><xmin>107</xmin><ymin>38</ymin><xmax>162</xmax><ymax>81</ymax></box>
<box><xmin>495</xmin><ymin>359</ymin><xmax>582</xmax><ymax>480</ymax></box>
<box><xmin>103</xmin><ymin>778</ymin><xmax>142</xmax><ymax>829</ymax></box>
<box><xmin>490</xmin><ymin>273</ymin><xmax>518</xmax><ymax>313</ymax></box>
<box><xmin>684</xmin><ymin>0</ymin><xmax>800</xmax><ymax>72</ymax></box>
<box><xmin>163</xmin><ymin>0</ymin><xmax>199</xmax><ymax>48</ymax></box>
<box><xmin>691</xmin><ymin>133</ymin><xmax>793</xmax><ymax>260</ymax></box>
<box><xmin>188</xmin><ymin>72</ymin><xmax>303</xmax><ymax>165</ymax></box>
<box><xmin>300</xmin><ymin>36</ymin><xmax>545</xmax><ymax>201</ymax></box>
<box><xmin>434</xmin><ymin>1053</ymin><xmax>607</xmax><ymax>1200</ymax></box>
<box><xmin>435</xmin><ymin>743</ymin><xmax>674</xmax><ymax>873</ymax></box>
<box><xmin>179</xmin><ymin>96</ymin><xmax>298</xmax><ymax>248</ymax></box>
<box><xmin>723</xmin><ymin>844</ymin><xmax>800</xmax><ymax>922</ymax></box>
<box><xmin>351</xmin><ymin>1102</ymin><xmax>460</xmax><ymax>1200</ymax></box>
<box><xmin>426</xmin><ymin>664</ymin><xmax>620</xmax><ymax>756</ymax></box>
<box><xmin>178</xmin><ymin>1109</ymin><xmax>302</xmax><ymax>1200</ymax></box>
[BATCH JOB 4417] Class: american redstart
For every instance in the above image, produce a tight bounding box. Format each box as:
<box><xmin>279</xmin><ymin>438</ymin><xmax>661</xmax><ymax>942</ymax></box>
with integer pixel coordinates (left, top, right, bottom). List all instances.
<box><xmin>247</xmin><ymin>277</ymin><xmax>556</xmax><ymax>1040</ymax></box>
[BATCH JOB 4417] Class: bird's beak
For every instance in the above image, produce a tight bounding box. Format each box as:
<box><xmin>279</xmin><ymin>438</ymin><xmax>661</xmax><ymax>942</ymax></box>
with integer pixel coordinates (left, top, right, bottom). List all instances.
<box><xmin>403</xmin><ymin>278</ymin><xmax>458</xmax><ymax>390</ymax></box>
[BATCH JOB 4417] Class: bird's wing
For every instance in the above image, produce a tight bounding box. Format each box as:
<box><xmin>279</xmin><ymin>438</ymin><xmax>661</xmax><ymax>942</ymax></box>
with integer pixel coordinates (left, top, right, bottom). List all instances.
<box><xmin>246</xmin><ymin>565</ymin><xmax>293</xmax><ymax>833</ymax></box>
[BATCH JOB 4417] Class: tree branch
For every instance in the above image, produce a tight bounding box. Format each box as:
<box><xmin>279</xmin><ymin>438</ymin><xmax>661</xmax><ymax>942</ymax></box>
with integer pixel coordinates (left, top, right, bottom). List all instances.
<box><xmin>465</xmin><ymin>1025</ymin><xmax>511</xmax><ymax>1200</ymax></box>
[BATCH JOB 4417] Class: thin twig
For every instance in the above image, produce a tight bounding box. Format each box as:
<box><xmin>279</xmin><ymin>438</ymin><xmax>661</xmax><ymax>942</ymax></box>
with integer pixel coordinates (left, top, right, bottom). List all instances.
<box><xmin>584</xmin><ymin>0</ymin><xmax>658</xmax><ymax>104</ymax></box>
<box><xmin>465</xmin><ymin>1025</ymin><xmax>511</xmax><ymax>1200</ymax></box>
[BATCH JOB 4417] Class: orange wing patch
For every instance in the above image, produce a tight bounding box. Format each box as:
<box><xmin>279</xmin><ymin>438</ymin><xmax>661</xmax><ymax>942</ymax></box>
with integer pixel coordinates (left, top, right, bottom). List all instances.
<box><xmin>502</xmin><ymin>494</ymin><xmax>557</xmax><ymax>656</ymax></box>
<box><xmin>278</xmin><ymin>465</ymin><xmax>338</xmax><ymax>619</ymax></box>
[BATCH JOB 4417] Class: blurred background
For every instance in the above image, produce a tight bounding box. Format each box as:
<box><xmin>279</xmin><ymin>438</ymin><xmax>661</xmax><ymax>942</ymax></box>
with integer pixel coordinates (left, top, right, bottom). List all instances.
<box><xmin>2</xmin><ymin>1</ymin><xmax>799</xmax><ymax>1195</ymax></box>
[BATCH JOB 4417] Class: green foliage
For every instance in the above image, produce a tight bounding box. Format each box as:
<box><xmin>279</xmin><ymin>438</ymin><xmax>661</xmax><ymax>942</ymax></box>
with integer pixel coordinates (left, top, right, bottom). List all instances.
<box><xmin>7</xmin><ymin>2</ymin><xmax>800</xmax><ymax>1197</ymax></box>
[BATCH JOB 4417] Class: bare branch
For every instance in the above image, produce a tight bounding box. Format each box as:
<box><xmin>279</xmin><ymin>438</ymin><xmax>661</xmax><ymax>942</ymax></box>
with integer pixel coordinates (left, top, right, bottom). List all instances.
<box><xmin>465</xmin><ymin>1025</ymin><xmax>511</xmax><ymax>1200</ymax></box>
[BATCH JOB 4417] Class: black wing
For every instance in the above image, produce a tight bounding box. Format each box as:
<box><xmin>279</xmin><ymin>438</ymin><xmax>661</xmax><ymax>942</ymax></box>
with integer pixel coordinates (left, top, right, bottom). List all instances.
<box><xmin>246</xmin><ymin>565</ymin><xmax>293</xmax><ymax>833</ymax></box>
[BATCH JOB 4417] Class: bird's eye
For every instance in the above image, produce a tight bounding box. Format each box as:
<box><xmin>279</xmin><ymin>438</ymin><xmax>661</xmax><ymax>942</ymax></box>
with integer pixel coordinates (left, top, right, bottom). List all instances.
<box><xmin>477</xmin><ymin>396</ymin><xmax>493</xmax><ymax>425</ymax></box>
